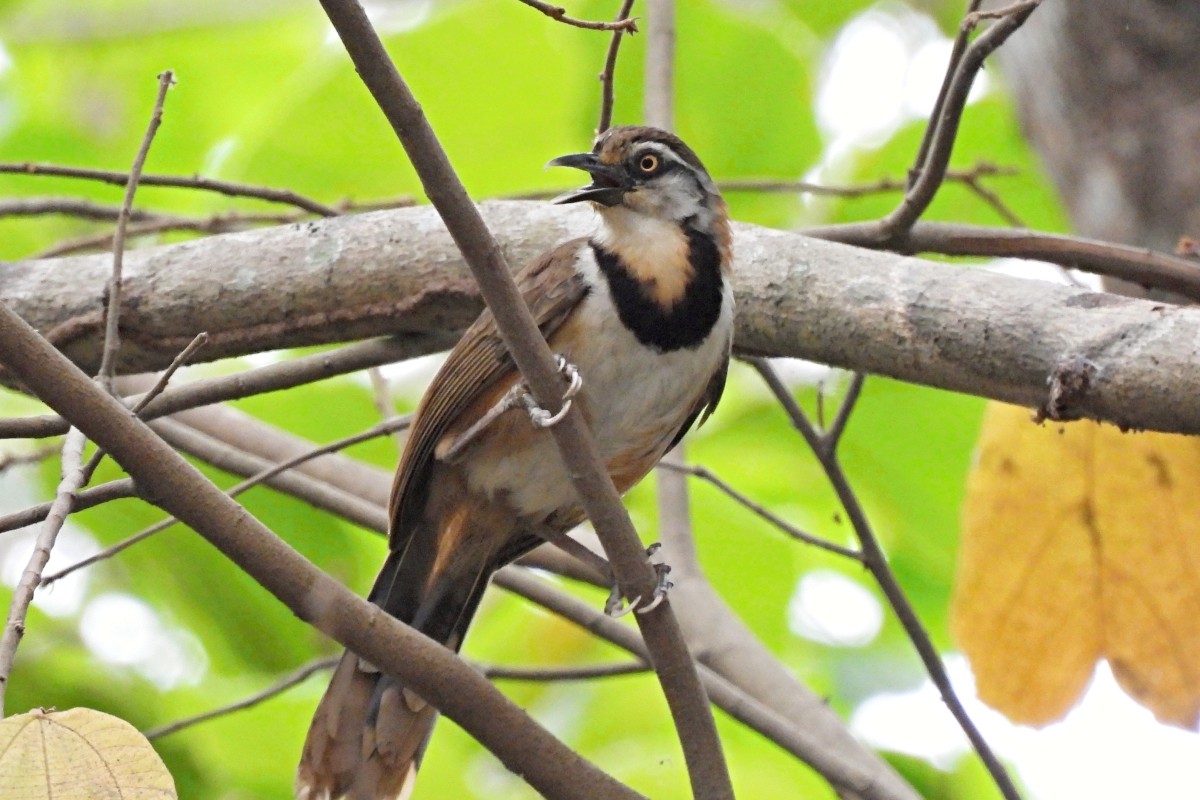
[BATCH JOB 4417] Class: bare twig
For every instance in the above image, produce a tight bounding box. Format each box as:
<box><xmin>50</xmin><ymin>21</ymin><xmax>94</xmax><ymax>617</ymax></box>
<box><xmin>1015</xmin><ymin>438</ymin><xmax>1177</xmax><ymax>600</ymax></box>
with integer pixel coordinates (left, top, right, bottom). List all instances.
<box><xmin>596</xmin><ymin>0</ymin><xmax>638</xmax><ymax>133</ymax></box>
<box><xmin>145</xmin><ymin>657</ymin><xmax>340</xmax><ymax>740</ymax></box>
<box><xmin>654</xmin><ymin>450</ymin><xmax>917</xmax><ymax>800</ymax></box>
<box><xmin>0</xmin><ymin>428</ymin><xmax>87</xmax><ymax>713</ymax></box>
<box><xmin>749</xmin><ymin>358</ymin><xmax>1023</xmax><ymax>800</ymax></box>
<box><xmin>97</xmin><ymin>71</ymin><xmax>174</xmax><ymax>391</ymax></box>
<box><xmin>482</xmin><ymin>660</ymin><xmax>649</xmax><ymax>681</ymax></box>
<box><xmin>0</xmin><ymin>334</ymin><xmax>446</xmax><ymax>440</ymax></box>
<box><xmin>515</xmin><ymin>0</ymin><xmax>638</xmax><ymax>32</ymax></box>
<box><xmin>150</xmin><ymin>417</ymin><xmax>390</xmax><ymax>533</ymax></box>
<box><xmin>956</xmin><ymin>172</ymin><xmax>1026</xmax><ymax>227</ymax></box>
<box><xmin>0</xmin><ymin>443</ymin><xmax>61</xmax><ymax>473</ymax></box>
<box><xmin>366</xmin><ymin>367</ymin><xmax>406</xmax><ymax>452</ymax></box>
<box><xmin>0</xmin><ymin>163</ymin><xmax>340</xmax><ymax>217</ymax></box>
<box><xmin>909</xmin><ymin>0</ymin><xmax>985</xmax><ymax>184</ymax></box>
<box><xmin>822</xmin><ymin>372</ymin><xmax>865</xmax><ymax>455</ymax></box>
<box><xmin>803</xmin><ymin>219</ymin><xmax>1200</xmax><ymax>304</ymax></box>
<box><xmin>140</xmin><ymin>651</ymin><xmax>643</xmax><ymax>743</ymax></box>
<box><xmin>0</xmin><ymin>197</ymin><xmax>173</xmax><ymax>222</ymax></box>
<box><xmin>879</xmin><ymin>0</ymin><xmax>1041</xmax><ymax>242</ymax></box>
<box><xmin>34</xmin><ymin>210</ymin><xmax>303</xmax><ymax>259</ymax></box>
<box><xmin>965</xmin><ymin>0</ymin><xmax>1041</xmax><ymax>27</ymax></box>
<box><xmin>316</xmin><ymin>2</ymin><xmax>731</xmax><ymax>795</ymax></box>
<box><xmin>41</xmin><ymin>414</ymin><xmax>410</xmax><ymax>587</ymax></box>
<box><xmin>0</xmin><ymin>478</ymin><xmax>136</xmax><ymax>536</ymax></box>
<box><xmin>657</xmin><ymin>460</ymin><xmax>861</xmax><ymax>560</ymax></box>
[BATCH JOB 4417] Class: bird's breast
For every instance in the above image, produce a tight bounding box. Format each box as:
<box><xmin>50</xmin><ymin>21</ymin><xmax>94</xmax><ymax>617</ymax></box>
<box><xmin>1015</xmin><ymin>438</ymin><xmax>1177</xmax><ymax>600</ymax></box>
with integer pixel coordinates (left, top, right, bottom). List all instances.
<box><xmin>458</xmin><ymin>244</ymin><xmax>733</xmax><ymax>524</ymax></box>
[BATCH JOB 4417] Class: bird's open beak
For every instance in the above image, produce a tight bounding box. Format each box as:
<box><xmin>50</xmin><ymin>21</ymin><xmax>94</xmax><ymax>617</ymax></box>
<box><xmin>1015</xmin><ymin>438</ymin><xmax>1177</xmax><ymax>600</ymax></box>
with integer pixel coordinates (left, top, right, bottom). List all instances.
<box><xmin>547</xmin><ymin>152</ymin><xmax>628</xmax><ymax>207</ymax></box>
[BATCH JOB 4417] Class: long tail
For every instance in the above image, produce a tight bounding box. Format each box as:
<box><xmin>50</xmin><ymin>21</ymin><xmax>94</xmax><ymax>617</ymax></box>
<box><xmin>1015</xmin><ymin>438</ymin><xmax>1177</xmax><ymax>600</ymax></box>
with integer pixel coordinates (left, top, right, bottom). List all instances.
<box><xmin>296</xmin><ymin>526</ymin><xmax>494</xmax><ymax>800</ymax></box>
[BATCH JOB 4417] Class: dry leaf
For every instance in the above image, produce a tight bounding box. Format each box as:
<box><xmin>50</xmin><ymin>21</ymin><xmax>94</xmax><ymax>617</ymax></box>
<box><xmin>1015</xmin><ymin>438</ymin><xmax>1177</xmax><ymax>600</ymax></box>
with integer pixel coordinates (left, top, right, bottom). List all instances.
<box><xmin>952</xmin><ymin>402</ymin><xmax>1200</xmax><ymax>728</ymax></box>
<box><xmin>0</xmin><ymin>707</ymin><xmax>177</xmax><ymax>799</ymax></box>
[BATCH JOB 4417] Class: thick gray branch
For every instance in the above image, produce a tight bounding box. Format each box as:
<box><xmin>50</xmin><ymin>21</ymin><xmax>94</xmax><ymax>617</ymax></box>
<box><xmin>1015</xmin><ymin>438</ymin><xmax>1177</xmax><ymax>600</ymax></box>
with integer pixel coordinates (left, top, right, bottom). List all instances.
<box><xmin>4</xmin><ymin>201</ymin><xmax>1199</xmax><ymax>432</ymax></box>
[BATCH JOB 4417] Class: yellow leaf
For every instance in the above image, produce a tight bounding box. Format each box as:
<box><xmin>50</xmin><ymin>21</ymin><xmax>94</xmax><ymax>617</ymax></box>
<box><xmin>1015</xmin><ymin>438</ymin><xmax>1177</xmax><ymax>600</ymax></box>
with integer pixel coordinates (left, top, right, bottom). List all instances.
<box><xmin>0</xmin><ymin>707</ymin><xmax>177</xmax><ymax>799</ymax></box>
<box><xmin>952</xmin><ymin>402</ymin><xmax>1200</xmax><ymax>728</ymax></box>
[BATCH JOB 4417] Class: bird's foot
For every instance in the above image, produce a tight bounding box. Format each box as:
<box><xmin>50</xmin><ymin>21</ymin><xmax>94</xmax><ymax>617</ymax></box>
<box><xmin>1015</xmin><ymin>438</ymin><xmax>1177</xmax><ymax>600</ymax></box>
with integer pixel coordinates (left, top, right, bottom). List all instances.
<box><xmin>604</xmin><ymin>544</ymin><xmax>673</xmax><ymax>617</ymax></box>
<box><xmin>441</xmin><ymin>356</ymin><xmax>582</xmax><ymax>460</ymax></box>
<box><xmin>517</xmin><ymin>354</ymin><xmax>583</xmax><ymax>428</ymax></box>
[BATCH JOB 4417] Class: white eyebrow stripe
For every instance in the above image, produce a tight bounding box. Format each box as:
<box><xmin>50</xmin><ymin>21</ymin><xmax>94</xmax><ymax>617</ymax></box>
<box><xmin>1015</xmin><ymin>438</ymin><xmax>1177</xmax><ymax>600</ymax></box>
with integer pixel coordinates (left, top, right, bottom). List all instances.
<box><xmin>635</xmin><ymin>141</ymin><xmax>697</xmax><ymax>173</ymax></box>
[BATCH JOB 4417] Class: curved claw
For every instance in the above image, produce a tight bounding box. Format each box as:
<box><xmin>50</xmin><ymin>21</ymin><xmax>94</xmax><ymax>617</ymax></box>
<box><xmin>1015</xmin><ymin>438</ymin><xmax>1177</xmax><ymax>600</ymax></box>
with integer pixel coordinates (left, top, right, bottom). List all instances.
<box><xmin>636</xmin><ymin>563</ymin><xmax>674</xmax><ymax>615</ymax></box>
<box><xmin>636</xmin><ymin>590</ymin><xmax>667</xmax><ymax>614</ymax></box>
<box><xmin>605</xmin><ymin>587</ymin><xmax>642</xmax><ymax>617</ymax></box>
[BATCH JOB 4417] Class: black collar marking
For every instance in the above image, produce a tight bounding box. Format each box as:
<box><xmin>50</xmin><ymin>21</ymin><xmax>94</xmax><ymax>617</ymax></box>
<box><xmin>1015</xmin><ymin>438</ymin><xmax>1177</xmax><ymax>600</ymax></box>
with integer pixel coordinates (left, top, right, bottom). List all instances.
<box><xmin>590</xmin><ymin>225</ymin><xmax>725</xmax><ymax>353</ymax></box>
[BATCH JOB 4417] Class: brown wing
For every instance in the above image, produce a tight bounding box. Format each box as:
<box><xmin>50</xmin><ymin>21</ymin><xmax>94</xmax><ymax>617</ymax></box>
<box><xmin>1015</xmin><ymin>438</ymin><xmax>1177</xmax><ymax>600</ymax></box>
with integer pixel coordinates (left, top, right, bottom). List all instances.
<box><xmin>387</xmin><ymin>237</ymin><xmax>590</xmax><ymax>545</ymax></box>
<box><xmin>668</xmin><ymin>346</ymin><xmax>730</xmax><ymax>453</ymax></box>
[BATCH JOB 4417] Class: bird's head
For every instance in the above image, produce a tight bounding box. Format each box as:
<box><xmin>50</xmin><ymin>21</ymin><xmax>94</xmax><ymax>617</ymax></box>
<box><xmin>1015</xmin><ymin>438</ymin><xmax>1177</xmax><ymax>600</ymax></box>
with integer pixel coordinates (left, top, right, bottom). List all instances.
<box><xmin>549</xmin><ymin>126</ymin><xmax>727</xmax><ymax>237</ymax></box>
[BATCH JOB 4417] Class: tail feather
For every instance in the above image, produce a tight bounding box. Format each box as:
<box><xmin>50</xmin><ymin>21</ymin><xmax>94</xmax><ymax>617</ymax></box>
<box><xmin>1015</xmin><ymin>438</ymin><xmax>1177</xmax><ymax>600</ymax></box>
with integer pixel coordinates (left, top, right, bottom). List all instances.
<box><xmin>297</xmin><ymin>649</ymin><xmax>436</xmax><ymax>800</ymax></box>
<box><xmin>297</xmin><ymin>515</ymin><xmax>496</xmax><ymax>800</ymax></box>
<box><xmin>298</xmin><ymin>471</ymin><xmax>536</xmax><ymax>800</ymax></box>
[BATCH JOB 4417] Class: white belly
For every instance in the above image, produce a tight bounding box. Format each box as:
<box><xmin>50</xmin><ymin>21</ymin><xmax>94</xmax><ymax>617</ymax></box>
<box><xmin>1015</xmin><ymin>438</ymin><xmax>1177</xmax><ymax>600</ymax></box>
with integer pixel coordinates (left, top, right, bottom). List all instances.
<box><xmin>462</xmin><ymin>258</ymin><xmax>733</xmax><ymax>523</ymax></box>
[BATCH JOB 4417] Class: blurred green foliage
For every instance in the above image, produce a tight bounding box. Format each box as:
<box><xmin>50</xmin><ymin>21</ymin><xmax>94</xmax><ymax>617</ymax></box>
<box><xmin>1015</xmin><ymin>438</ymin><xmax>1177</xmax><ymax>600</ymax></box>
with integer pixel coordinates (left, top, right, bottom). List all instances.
<box><xmin>0</xmin><ymin>0</ymin><xmax>1064</xmax><ymax>798</ymax></box>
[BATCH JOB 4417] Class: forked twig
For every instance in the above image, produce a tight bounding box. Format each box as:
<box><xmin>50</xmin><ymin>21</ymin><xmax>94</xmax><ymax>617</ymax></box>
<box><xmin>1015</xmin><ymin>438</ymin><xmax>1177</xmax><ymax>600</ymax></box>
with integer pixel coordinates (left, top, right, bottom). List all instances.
<box><xmin>41</xmin><ymin>414</ymin><xmax>410</xmax><ymax>587</ymax></box>
<box><xmin>0</xmin><ymin>163</ymin><xmax>339</xmax><ymax>217</ymax></box>
<box><xmin>145</xmin><ymin>657</ymin><xmax>340</xmax><ymax>739</ymax></box>
<box><xmin>516</xmin><ymin>0</ymin><xmax>638</xmax><ymax>32</ymax></box>
<box><xmin>97</xmin><ymin>71</ymin><xmax>175</xmax><ymax>391</ymax></box>
<box><xmin>748</xmin><ymin>358</ymin><xmax>1023</xmax><ymax>800</ymax></box>
<box><xmin>596</xmin><ymin>0</ymin><xmax>638</xmax><ymax>133</ymax></box>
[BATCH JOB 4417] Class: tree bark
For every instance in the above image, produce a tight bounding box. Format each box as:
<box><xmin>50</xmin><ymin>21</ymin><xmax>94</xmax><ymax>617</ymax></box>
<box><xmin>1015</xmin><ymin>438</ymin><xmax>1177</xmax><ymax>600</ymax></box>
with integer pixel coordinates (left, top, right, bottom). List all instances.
<box><xmin>5</xmin><ymin>201</ymin><xmax>1200</xmax><ymax>433</ymax></box>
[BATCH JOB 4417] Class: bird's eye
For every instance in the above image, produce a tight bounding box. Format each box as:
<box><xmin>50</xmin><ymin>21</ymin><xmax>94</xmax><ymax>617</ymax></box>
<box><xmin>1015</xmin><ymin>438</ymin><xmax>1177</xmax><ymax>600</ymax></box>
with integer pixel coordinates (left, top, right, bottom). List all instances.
<box><xmin>638</xmin><ymin>153</ymin><xmax>660</xmax><ymax>173</ymax></box>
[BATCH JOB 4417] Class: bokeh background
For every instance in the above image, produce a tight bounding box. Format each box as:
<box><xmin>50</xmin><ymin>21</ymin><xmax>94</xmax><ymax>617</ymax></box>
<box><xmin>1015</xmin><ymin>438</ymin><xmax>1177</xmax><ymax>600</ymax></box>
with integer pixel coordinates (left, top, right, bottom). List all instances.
<box><xmin>1</xmin><ymin>1</ymin><xmax>1193</xmax><ymax>797</ymax></box>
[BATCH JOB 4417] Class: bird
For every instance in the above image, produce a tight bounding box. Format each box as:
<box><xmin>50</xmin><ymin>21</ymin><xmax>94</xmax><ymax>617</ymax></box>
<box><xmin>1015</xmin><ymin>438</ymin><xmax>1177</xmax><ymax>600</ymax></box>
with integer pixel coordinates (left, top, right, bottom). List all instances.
<box><xmin>296</xmin><ymin>125</ymin><xmax>734</xmax><ymax>800</ymax></box>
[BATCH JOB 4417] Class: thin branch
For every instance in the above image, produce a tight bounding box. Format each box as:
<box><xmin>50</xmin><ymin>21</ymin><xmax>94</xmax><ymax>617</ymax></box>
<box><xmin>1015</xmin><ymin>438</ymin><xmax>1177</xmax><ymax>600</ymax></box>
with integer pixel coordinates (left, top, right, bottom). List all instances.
<box><xmin>804</xmin><ymin>219</ymin><xmax>1200</xmax><ymax>304</ymax></box>
<box><xmin>315</xmin><ymin>3</ymin><xmax>731</xmax><ymax>796</ymax></box>
<box><xmin>481</xmin><ymin>660</ymin><xmax>649</xmax><ymax>681</ymax></box>
<box><xmin>72</xmin><ymin>331</ymin><xmax>208</xmax><ymax>490</ymax></box>
<box><xmin>822</xmin><ymin>372</ymin><xmax>866</xmax><ymax>455</ymax></box>
<box><xmin>145</xmin><ymin>657</ymin><xmax>340</xmax><ymax>740</ymax></box>
<box><xmin>749</xmin><ymin>358</ymin><xmax>1024</xmax><ymax>800</ymax></box>
<box><xmin>366</xmin><ymin>367</ymin><xmax>406</xmax><ymax>452</ymax></box>
<box><xmin>41</xmin><ymin>414</ymin><xmax>410</xmax><ymax>587</ymax></box>
<box><xmin>141</xmin><ymin>651</ymin><xmax>643</xmax><ymax>743</ymax></box>
<box><xmin>956</xmin><ymin>171</ymin><xmax>1026</xmax><ymax>227</ymax></box>
<box><xmin>0</xmin><ymin>164</ymin><xmax>340</xmax><ymax>217</ymax></box>
<box><xmin>130</xmin><ymin>334</ymin><xmax>210</xmax><ymax>415</ymax></box>
<box><xmin>596</xmin><ymin>0</ymin><xmax>638</xmax><ymax>133</ymax></box>
<box><xmin>0</xmin><ymin>478</ymin><xmax>136</xmax><ymax>536</ymax></box>
<box><xmin>0</xmin><ymin>443</ymin><xmax>61</xmax><ymax>473</ymax></box>
<box><xmin>0</xmin><ymin>197</ymin><xmax>175</xmax><ymax>222</ymax></box>
<box><xmin>657</xmin><ymin>460</ymin><xmax>861</xmax><ymax>560</ymax></box>
<box><xmin>0</xmin><ymin>428</ymin><xmax>87</xmax><ymax>713</ymax></box>
<box><xmin>33</xmin><ymin>210</ymin><xmax>303</xmax><ymax>259</ymax></box>
<box><xmin>515</xmin><ymin>0</ymin><xmax>638</xmax><ymax>32</ymax></box>
<box><xmin>0</xmin><ymin>334</ymin><xmax>446</xmax><ymax>440</ymax></box>
<box><xmin>909</xmin><ymin>0</ymin><xmax>985</xmax><ymax>184</ymax></box>
<box><xmin>149</xmin><ymin>417</ymin><xmax>390</xmax><ymax>533</ymax></box>
<box><xmin>878</xmin><ymin>0</ymin><xmax>1041</xmax><ymax>242</ymax></box>
<box><xmin>97</xmin><ymin>71</ymin><xmax>174</xmax><ymax>391</ymax></box>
